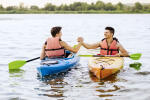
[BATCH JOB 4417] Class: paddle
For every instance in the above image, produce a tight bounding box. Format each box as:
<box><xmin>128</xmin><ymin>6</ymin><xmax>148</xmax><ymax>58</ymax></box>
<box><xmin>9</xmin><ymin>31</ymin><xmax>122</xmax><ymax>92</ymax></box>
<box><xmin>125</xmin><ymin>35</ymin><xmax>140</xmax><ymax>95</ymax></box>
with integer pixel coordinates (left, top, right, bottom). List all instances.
<box><xmin>9</xmin><ymin>57</ymin><xmax>40</xmax><ymax>69</ymax></box>
<box><xmin>8</xmin><ymin>45</ymin><xmax>78</xmax><ymax>69</ymax></box>
<box><xmin>79</xmin><ymin>53</ymin><xmax>142</xmax><ymax>60</ymax></box>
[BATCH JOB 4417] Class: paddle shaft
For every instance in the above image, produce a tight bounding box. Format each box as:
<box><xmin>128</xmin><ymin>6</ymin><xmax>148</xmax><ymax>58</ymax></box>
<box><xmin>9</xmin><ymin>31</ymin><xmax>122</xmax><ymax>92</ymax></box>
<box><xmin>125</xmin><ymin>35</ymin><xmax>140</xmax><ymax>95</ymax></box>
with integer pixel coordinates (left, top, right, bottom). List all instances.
<box><xmin>79</xmin><ymin>53</ymin><xmax>141</xmax><ymax>60</ymax></box>
<box><xmin>26</xmin><ymin>57</ymin><xmax>40</xmax><ymax>62</ymax></box>
<box><xmin>26</xmin><ymin>55</ymin><xmax>127</xmax><ymax>63</ymax></box>
<box><xmin>92</xmin><ymin>55</ymin><xmax>130</xmax><ymax>57</ymax></box>
<box><xmin>26</xmin><ymin>45</ymin><xmax>76</xmax><ymax>63</ymax></box>
<box><xmin>80</xmin><ymin>55</ymin><xmax>130</xmax><ymax>57</ymax></box>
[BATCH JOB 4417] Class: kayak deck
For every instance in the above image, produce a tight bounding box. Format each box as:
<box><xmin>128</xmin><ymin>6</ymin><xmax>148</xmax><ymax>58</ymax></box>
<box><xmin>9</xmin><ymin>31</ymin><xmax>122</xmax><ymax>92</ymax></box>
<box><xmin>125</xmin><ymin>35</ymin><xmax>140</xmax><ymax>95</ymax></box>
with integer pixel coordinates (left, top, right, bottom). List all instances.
<box><xmin>88</xmin><ymin>57</ymin><xmax>124</xmax><ymax>79</ymax></box>
<box><xmin>37</xmin><ymin>54</ymin><xmax>80</xmax><ymax>77</ymax></box>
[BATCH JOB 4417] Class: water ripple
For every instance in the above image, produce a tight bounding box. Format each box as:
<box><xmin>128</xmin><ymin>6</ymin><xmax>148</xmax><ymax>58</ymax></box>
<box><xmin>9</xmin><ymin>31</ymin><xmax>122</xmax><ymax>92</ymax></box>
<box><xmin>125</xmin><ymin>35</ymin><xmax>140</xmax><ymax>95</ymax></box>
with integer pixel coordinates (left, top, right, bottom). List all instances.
<box><xmin>135</xmin><ymin>71</ymin><xmax>150</xmax><ymax>75</ymax></box>
<box><xmin>0</xmin><ymin>14</ymin><xmax>150</xmax><ymax>100</ymax></box>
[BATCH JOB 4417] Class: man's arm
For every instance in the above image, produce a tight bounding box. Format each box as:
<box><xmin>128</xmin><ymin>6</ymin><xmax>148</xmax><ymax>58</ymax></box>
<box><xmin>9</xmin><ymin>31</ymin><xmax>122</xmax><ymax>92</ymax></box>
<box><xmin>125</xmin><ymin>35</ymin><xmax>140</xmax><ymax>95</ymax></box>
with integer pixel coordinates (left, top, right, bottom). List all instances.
<box><xmin>60</xmin><ymin>41</ymin><xmax>82</xmax><ymax>53</ymax></box>
<box><xmin>81</xmin><ymin>42</ymin><xmax>100</xmax><ymax>49</ymax></box>
<box><xmin>40</xmin><ymin>44</ymin><xmax>46</xmax><ymax>60</ymax></box>
<box><xmin>77</xmin><ymin>37</ymin><xmax>100</xmax><ymax>49</ymax></box>
<box><xmin>117</xmin><ymin>43</ymin><xmax>129</xmax><ymax>57</ymax></box>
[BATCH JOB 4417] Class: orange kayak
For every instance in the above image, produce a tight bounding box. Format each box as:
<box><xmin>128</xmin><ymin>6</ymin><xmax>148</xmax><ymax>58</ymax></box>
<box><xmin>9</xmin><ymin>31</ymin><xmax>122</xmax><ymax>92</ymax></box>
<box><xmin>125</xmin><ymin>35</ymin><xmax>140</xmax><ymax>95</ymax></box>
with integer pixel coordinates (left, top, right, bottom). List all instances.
<box><xmin>88</xmin><ymin>57</ymin><xmax>124</xmax><ymax>79</ymax></box>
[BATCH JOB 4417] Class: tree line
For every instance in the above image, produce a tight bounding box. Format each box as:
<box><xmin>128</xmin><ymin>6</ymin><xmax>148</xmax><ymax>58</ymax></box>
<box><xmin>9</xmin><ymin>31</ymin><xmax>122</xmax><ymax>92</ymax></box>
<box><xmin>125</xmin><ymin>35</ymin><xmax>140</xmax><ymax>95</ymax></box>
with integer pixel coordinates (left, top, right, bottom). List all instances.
<box><xmin>0</xmin><ymin>1</ymin><xmax>150</xmax><ymax>13</ymax></box>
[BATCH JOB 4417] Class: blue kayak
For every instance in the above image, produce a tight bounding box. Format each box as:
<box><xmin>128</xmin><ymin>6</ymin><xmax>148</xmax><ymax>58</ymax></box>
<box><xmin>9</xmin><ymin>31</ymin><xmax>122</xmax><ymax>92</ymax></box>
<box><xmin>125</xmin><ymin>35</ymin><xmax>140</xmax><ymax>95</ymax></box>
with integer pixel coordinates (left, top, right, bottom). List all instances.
<box><xmin>37</xmin><ymin>53</ymin><xmax>80</xmax><ymax>77</ymax></box>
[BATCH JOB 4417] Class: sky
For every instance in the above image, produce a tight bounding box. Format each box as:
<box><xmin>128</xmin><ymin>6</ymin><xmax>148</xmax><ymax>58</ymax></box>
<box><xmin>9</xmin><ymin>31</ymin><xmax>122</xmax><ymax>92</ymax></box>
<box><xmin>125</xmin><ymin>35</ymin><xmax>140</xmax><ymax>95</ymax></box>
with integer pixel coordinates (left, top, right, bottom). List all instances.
<box><xmin>1</xmin><ymin>0</ymin><xmax>150</xmax><ymax>7</ymax></box>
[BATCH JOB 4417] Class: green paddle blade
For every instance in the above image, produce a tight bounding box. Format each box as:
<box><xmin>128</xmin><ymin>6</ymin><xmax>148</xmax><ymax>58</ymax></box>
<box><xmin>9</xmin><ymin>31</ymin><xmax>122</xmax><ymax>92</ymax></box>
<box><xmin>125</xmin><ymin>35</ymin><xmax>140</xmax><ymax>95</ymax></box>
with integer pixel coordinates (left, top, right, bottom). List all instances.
<box><xmin>130</xmin><ymin>53</ymin><xmax>142</xmax><ymax>60</ymax></box>
<box><xmin>129</xmin><ymin>62</ymin><xmax>142</xmax><ymax>70</ymax></box>
<box><xmin>79</xmin><ymin>55</ymin><xmax>93</xmax><ymax>57</ymax></box>
<box><xmin>73</xmin><ymin>45</ymin><xmax>77</xmax><ymax>48</ymax></box>
<box><xmin>8</xmin><ymin>60</ymin><xmax>26</xmax><ymax>69</ymax></box>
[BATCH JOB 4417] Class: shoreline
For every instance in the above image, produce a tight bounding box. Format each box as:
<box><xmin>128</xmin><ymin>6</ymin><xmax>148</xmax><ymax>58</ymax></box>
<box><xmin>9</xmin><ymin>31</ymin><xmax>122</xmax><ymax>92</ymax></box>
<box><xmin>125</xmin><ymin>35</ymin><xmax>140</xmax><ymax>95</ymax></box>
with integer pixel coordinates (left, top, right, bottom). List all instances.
<box><xmin>0</xmin><ymin>11</ymin><xmax>150</xmax><ymax>14</ymax></box>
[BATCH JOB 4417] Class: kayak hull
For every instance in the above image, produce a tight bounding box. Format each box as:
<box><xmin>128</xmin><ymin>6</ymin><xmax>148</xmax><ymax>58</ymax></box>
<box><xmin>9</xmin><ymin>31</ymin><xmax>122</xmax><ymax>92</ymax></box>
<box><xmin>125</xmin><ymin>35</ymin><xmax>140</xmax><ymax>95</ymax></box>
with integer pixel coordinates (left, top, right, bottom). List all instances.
<box><xmin>88</xmin><ymin>57</ymin><xmax>124</xmax><ymax>79</ymax></box>
<box><xmin>37</xmin><ymin>54</ymin><xmax>80</xmax><ymax>77</ymax></box>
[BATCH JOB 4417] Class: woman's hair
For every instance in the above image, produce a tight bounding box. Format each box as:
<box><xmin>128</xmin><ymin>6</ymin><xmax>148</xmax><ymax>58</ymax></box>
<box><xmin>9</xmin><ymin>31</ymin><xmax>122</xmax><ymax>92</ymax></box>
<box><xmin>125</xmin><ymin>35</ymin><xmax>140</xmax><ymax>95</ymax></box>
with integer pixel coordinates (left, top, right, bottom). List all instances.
<box><xmin>51</xmin><ymin>26</ymin><xmax>62</xmax><ymax>37</ymax></box>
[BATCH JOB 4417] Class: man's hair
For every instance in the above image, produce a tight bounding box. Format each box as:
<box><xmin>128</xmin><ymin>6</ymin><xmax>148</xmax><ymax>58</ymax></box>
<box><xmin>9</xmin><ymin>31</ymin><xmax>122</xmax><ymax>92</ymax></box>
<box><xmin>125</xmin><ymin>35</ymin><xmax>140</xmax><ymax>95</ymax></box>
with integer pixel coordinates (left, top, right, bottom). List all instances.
<box><xmin>105</xmin><ymin>27</ymin><xmax>115</xmax><ymax>35</ymax></box>
<box><xmin>51</xmin><ymin>26</ymin><xmax>62</xmax><ymax>37</ymax></box>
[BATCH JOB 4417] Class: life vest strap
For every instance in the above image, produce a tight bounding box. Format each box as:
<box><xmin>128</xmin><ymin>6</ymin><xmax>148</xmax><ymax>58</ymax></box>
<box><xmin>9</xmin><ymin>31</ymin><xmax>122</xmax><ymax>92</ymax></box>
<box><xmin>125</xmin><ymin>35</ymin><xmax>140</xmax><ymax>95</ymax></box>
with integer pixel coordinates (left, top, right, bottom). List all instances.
<box><xmin>46</xmin><ymin>55</ymin><xmax>65</xmax><ymax>58</ymax></box>
<box><xmin>101</xmin><ymin>48</ymin><xmax>119</xmax><ymax>51</ymax></box>
<box><xmin>45</xmin><ymin>47</ymin><xmax>64</xmax><ymax>51</ymax></box>
<box><xmin>101</xmin><ymin>37</ymin><xmax>119</xmax><ymax>43</ymax></box>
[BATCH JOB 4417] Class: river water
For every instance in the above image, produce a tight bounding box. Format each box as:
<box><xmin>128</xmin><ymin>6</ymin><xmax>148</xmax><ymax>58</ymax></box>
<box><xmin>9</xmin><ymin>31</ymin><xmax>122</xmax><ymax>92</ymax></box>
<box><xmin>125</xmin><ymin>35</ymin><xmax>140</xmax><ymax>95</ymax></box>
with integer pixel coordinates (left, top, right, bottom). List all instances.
<box><xmin>0</xmin><ymin>14</ymin><xmax>150</xmax><ymax>100</ymax></box>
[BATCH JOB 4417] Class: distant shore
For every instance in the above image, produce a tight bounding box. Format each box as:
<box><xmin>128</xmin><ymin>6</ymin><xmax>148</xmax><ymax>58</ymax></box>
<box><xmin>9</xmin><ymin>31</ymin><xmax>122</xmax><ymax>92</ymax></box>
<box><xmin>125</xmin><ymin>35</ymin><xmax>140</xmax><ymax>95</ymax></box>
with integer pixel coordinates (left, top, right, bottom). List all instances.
<box><xmin>0</xmin><ymin>11</ymin><xmax>150</xmax><ymax>14</ymax></box>
<box><xmin>0</xmin><ymin>1</ymin><xmax>150</xmax><ymax>14</ymax></box>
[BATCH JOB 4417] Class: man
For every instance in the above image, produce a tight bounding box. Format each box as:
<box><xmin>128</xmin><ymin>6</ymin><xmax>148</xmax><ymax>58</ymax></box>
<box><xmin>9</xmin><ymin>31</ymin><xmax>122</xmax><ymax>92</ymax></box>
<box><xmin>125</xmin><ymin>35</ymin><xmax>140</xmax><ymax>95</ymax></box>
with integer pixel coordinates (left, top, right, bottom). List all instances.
<box><xmin>40</xmin><ymin>26</ymin><xmax>82</xmax><ymax>60</ymax></box>
<box><xmin>78</xmin><ymin>27</ymin><xmax>129</xmax><ymax>57</ymax></box>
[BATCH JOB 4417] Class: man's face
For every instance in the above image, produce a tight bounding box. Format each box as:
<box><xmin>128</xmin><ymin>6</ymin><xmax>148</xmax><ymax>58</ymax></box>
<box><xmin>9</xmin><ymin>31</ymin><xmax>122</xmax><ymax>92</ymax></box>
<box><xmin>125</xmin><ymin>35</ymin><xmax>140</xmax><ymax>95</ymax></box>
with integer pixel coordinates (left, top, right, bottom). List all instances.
<box><xmin>104</xmin><ymin>30</ymin><xmax>113</xmax><ymax>38</ymax></box>
<box><xmin>58</xmin><ymin>31</ymin><xmax>62</xmax><ymax>37</ymax></box>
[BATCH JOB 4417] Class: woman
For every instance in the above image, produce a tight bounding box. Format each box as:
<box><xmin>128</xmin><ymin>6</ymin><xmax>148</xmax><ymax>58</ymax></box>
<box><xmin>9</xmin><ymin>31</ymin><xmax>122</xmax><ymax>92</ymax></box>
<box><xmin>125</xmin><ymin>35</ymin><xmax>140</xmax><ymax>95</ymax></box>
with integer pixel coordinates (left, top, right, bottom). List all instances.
<box><xmin>40</xmin><ymin>26</ymin><xmax>81</xmax><ymax>60</ymax></box>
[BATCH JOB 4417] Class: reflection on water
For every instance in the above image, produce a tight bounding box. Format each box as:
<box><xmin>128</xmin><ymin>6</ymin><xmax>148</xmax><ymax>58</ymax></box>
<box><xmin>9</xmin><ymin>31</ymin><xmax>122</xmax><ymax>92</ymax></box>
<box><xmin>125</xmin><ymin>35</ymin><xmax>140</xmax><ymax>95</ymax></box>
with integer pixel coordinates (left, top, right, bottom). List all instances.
<box><xmin>96</xmin><ymin>85</ymin><xmax>120</xmax><ymax>93</ymax></box>
<box><xmin>89</xmin><ymin>71</ymin><xmax>121</xmax><ymax>83</ymax></box>
<box><xmin>37</xmin><ymin>72</ymin><xmax>68</xmax><ymax>99</ymax></box>
<box><xmin>135</xmin><ymin>71</ymin><xmax>150</xmax><ymax>75</ymax></box>
<box><xmin>9</xmin><ymin>69</ymin><xmax>25</xmax><ymax>77</ymax></box>
<box><xmin>89</xmin><ymin>71</ymin><xmax>123</xmax><ymax>98</ymax></box>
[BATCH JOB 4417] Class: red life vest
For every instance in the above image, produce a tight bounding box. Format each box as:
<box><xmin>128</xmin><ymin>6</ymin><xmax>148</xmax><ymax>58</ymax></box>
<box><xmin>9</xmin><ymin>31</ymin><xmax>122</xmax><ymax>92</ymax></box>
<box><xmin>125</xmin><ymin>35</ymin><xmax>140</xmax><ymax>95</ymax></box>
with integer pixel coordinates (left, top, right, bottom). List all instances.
<box><xmin>45</xmin><ymin>37</ymin><xmax>65</xmax><ymax>57</ymax></box>
<box><xmin>100</xmin><ymin>38</ymin><xmax>119</xmax><ymax>55</ymax></box>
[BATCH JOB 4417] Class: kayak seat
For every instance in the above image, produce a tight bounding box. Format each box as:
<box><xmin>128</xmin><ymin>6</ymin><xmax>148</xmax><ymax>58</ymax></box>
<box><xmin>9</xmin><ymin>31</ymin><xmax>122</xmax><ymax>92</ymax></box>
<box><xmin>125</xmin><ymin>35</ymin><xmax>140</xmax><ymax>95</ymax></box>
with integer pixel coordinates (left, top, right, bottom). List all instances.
<box><xmin>40</xmin><ymin>60</ymin><xmax>58</xmax><ymax>65</ymax></box>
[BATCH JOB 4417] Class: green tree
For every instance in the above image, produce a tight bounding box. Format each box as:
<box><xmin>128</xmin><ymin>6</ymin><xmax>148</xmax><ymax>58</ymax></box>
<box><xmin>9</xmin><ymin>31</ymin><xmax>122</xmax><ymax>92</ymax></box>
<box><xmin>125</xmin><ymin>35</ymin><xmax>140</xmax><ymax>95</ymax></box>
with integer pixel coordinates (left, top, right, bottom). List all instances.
<box><xmin>82</xmin><ymin>2</ymin><xmax>89</xmax><ymax>11</ymax></box>
<box><xmin>6</xmin><ymin>6</ymin><xmax>18</xmax><ymax>11</ymax></box>
<box><xmin>116</xmin><ymin>2</ymin><xmax>124</xmax><ymax>10</ymax></box>
<box><xmin>87</xmin><ymin>3</ymin><xmax>96</xmax><ymax>10</ymax></box>
<box><xmin>134</xmin><ymin>2</ymin><xmax>143</xmax><ymax>12</ymax></box>
<box><xmin>69</xmin><ymin>2</ymin><xmax>84</xmax><ymax>11</ymax></box>
<box><xmin>30</xmin><ymin>5</ymin><xmax>39</xmax><ymax>10</ymax></box>
<box><xmin>60</xmin><ymin>4</ymin><xmax>69</xmax><ymax>11</ymax></box>
<box><xmin>143</xmin><ymin>5</ymin><xmax>150</xmax><ymax>11</ymax></box>
<box><xmin>105</xmin><ymin>2</ymin><xmax>116</xmax><ymax>11</ymax></box>
<box><xmin>43</xmin><ymin>3</ymin><xmax>56</xmax><ymax>11</ymax></box>
<box><xmin>0</xmin><ymin>4</ymin><xmax>4</xmax><ymax>10</ymax></box>
<box><xmin>69</xmin><ymin>4</ymin><xmax>75</xmax><ymax>11</ymax></box>
<box><xmin>56</xmin><ymin>5</ymin><xmax>61</xmax><ymax>11</ymax></box>
<box><xmin>95</xmin><ymin>1</ymin><xmax>105</xmax><ymax>10</ymax></box>
<box><xmin>74</xmin><ymin>2</ymin><xmax>82</xmax><ymax>11</ymax></box>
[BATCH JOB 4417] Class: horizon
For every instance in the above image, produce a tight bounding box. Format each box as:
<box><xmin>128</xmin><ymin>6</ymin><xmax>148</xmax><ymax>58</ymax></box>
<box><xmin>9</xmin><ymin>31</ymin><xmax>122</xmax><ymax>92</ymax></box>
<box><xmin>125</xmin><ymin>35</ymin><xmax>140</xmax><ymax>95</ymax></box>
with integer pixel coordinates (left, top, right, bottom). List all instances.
<box><xmin>1</xmin><ymin>0</ymin><xmax>150</xmax><ymax>8</ymax></box>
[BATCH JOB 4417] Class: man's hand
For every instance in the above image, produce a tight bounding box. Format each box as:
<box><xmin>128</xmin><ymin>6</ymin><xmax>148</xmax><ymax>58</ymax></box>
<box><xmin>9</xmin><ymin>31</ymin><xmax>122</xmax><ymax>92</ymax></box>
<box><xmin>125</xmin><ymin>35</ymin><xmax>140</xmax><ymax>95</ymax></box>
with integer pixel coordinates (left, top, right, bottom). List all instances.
<box><xmin>115</xmin><ymin>53</ymin><xmax>121</xmax><ymax>57</ymax></box>
<box><xmin>77</xmin><ymin>37</ymin><xmax>84</xmax><ymax>43</ymax></box>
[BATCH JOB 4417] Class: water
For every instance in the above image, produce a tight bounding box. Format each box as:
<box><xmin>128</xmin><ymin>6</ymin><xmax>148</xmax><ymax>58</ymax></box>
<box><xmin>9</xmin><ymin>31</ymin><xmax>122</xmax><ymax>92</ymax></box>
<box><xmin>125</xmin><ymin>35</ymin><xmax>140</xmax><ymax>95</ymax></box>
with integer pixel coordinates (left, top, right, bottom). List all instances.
<box><xmin>0</xmin><ymin>14</ymin><xmax>150</xmax><ymax>100</ymax></box>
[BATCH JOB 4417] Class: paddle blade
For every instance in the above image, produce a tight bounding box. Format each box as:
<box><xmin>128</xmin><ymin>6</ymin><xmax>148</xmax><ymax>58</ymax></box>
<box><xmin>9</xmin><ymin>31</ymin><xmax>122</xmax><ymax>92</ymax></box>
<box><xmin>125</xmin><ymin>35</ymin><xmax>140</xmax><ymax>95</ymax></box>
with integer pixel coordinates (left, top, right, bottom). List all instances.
<box><xmin>129</xmin><ymin>62</ymin><xmax>142</xmax><ymax>70</ymax></box>
<box><xmin>8</xmin><ymin>60</ymin><xmax>26</xmax><ymax>69</ymax></box>
<box><xmin>79</xmin><ymin>55</ymin><xmax>93</xmax><ymax>57</ymax></box>
<box><xmin>73</xmin><ymin>45</ymin><xmax>77</xmax><ymax>48</ymax></box>
<box><xmin>130</xmin><ymin>53</ymin><xmax>142</xmax><ymax>60</ymax></box>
